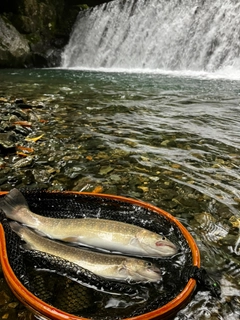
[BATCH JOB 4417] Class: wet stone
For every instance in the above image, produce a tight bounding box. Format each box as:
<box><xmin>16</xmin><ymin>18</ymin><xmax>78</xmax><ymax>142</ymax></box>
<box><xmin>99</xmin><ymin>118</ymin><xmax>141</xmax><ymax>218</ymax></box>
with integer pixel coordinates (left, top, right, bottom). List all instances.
<box><xmin>0</xmin><ymin>97</ymin><xmax>8</xmax><ymax>103</ymax></box>
<box><xmin>14</xmin><ymin>99</ymin><xmax>25</xmax><ymax>104</ymax></box>
<box><xmin>99</xmin><ymin>165</ymin><xmax>114</xmax><ymax>175</ymax></box>
<box><xmin>15</xmin><ymin>103</ymin><xmax>34</xmax><ymax>109</ymax></box>
<box><xmin>159</xmin><ymin>188</ymin><xmax>178</xmax><ymax>200</ymax></box>
<box><xmin>109</xmin><ymin>174</ymin><xmax>121</xmax><ymax>182</ymax></box>
<box><xmin>0</xmin><ymin>291</ymin><xmax>11</xmax><ymax>306</ymax></box>
<box><xmin>173</xmin><ymin>196</ymin><xmax>199</xmax><ymax>208</ymax></box>
<box><xmin>0</xmin><ymin>133</ymin><xmax>16</xmax><ymax>149</ymax></box>
<box><xmin>0</xmin><ymin>176</ymin><xmax>9</xmax><ymax>186</ymax></box>
<box><xmin>9</xmin><ymin>109</ymin><xmax>28</xmax><ymax>121</ymax></box>
<box><xmin>14</xmin><ymin>125</ymin><xmax>31</xmax><ymax>136</ymax></box>
<box><xmin>12</xmin><ymin>156</ymin><xmax>33</xmax><ymax>169</ymax></box>
<box><xmin>1</xmin><ymin>309</ymin><xmax>18</xmax><ymax>320</ymax></box>
<box><xmin>21</xmin><ymin>170</ymin><xmax>35</xmax><ymax>185</ymax></box>
<box><xmin>8</xmin><ymin>302</ymin><xmax>19</xmax><ymax>309</ymax></box>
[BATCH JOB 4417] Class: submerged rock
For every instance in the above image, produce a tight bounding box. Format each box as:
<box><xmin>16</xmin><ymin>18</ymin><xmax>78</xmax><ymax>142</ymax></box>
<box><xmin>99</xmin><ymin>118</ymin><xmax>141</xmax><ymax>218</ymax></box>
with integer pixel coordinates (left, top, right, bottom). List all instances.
<box><xmin>0</xmin><ymin>132</ymin><xmax>17</xmax><ymax>149</ymax></box>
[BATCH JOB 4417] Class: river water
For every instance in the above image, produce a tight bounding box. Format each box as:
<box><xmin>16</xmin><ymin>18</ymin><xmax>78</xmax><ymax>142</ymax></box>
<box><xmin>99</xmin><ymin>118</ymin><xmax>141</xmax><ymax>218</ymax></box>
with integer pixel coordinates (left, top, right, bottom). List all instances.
<box><xmin>0</xmin><ymin>68</ymin><xmax>240</xmax><ymax>319</ymax></box>
<box><xmin>0</xmin><ymin>0</ymin><xmax>240</xmax><ymax>319</ymax></box>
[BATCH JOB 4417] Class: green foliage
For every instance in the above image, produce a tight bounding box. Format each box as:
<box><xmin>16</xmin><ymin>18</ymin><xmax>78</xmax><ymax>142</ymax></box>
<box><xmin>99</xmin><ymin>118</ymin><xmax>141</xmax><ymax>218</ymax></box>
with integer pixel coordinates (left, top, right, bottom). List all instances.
<box><xmin>77</xmin><ymin>4</ymin><xmax>89</xmax><ymax>10</ymax></box>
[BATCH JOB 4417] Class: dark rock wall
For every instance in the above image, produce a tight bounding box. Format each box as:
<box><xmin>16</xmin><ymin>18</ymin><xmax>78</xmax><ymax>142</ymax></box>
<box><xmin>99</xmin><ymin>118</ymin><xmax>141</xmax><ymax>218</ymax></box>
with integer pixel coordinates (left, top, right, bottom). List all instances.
<box><xmin>0</xmin><ymin>0</ymin><xmax>111</xmax><ymax>68</ymax></box>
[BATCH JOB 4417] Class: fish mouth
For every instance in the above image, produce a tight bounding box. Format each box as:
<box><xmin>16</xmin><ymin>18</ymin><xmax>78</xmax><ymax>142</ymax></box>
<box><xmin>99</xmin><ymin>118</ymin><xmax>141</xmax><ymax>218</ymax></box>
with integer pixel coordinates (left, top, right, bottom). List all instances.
<box><xmin>147</xmin><ymin>265</ymin><xmax>162</xmax><ymax>275</ymax></box>
<box><xmin>147</xmin><ymin>270</ymin><xmax>162</xmax><ymax>281</ymax></box>
<box><xmin>167</xmin><ymin>243</ymin><xmax>178</xmax><ymax>251</ymax></box>
<box><xmin>151</xmin><ymin>268</ymin><xmax>161</xmax><ymax>275</ymax></box>
<box><xmin>156</xmin><ymin>241</ymin><xmax>177</xmax><ymax>251</ymax></box>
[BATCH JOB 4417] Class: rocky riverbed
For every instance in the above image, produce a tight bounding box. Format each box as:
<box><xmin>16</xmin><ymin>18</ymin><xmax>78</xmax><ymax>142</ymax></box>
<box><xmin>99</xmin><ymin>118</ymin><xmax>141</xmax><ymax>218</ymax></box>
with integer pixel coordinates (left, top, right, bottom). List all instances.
<box><xmin>0</xmin><ymin>97</ymin><xmax>226</xmax><ymax>209</ymax></box>
<box><xmin>0</xmin><ymin>97</ymin><xmax>116</xmax><ymax>193</ymax></box>
<box><xmin>1</xmin><ymin>95</ymin><xmax>239</xmax><ymax>220</ymax></box>
<box><xmin>0</xmin><ymin>68</ymin><xmax>240</xmax><ymax>319</ymax></box>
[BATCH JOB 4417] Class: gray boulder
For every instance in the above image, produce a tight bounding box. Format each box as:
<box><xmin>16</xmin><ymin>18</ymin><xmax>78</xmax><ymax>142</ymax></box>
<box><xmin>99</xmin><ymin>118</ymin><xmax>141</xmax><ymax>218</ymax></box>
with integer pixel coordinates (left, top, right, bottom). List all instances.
<box><xmin>0</xmin><ymin>16</ymin><xmax>31</xmax><ymax>68</ymax></box>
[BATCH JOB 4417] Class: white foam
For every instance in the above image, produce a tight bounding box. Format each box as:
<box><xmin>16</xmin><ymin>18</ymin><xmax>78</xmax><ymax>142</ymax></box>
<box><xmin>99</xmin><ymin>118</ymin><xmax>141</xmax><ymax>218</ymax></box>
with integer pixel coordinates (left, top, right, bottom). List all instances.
<box><xmin>61</xmin><ymin>0</ymin><xmax>240</xmax><ymax>81</ymax></box>
<box><xmin>59</xmin><ymin>66</ymin><xmax>240</xmax><ymax>81</ymax></box>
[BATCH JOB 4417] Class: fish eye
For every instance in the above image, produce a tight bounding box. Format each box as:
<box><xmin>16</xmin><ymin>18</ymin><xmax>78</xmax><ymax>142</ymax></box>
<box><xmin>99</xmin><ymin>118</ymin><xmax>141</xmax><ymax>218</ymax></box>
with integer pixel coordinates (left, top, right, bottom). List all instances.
<box><xmin>162</xmin><ymin>236</ymin><xmax>166</xmax><ymax>240</ymax></box>
<box><xmin>146</xmin><ymin>262</ymin><xmax>152</xmax><ymax>267</ymax></box>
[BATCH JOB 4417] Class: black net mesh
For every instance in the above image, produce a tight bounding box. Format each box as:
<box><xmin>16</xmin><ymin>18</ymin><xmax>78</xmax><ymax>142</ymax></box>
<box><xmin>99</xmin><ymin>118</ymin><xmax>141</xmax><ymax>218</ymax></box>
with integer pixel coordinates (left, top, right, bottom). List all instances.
<box><xmin>0</xmin><ymin>190</ymin><xmax>194</xmax><ymax>319</ymax></box>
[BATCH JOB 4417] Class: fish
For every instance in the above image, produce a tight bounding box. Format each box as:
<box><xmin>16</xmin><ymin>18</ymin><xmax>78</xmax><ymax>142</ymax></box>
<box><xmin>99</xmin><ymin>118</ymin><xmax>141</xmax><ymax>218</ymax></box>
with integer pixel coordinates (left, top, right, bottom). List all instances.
<box><xmin>10</xmin><ymin>221</ymin><xmax>162</xmax><ymax>283</ymax></box>
<box><xmin>0</xmin><ymin>188</ymin><xmax>177</xmax><ymax>257</ymax></box>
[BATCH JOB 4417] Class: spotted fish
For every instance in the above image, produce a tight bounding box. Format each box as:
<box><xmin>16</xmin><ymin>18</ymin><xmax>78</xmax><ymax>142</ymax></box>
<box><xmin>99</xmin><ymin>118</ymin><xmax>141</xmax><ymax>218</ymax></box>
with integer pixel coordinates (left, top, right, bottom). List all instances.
<box><xmin>0</xmin><ymin>188</ymin><xmax>177</xmax><ymax>257</ymax></box>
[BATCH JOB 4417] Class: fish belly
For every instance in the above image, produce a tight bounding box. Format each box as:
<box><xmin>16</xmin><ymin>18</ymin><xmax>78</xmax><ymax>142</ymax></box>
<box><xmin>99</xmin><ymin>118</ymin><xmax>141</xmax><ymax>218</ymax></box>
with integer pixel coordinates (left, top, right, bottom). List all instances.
<box><xmin>37</xmin><ymin>219</ymin><xmax>143</xmax><ymax>254</ymax></box>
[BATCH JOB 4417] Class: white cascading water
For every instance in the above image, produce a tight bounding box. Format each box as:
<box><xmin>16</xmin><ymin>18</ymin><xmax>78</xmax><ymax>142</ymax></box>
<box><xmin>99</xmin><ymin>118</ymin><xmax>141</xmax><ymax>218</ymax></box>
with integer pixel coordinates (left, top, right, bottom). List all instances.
<box><xmin>61</xmin><ymin>0</ymin><xmax>240</xmax><ymax>73</ymax></box>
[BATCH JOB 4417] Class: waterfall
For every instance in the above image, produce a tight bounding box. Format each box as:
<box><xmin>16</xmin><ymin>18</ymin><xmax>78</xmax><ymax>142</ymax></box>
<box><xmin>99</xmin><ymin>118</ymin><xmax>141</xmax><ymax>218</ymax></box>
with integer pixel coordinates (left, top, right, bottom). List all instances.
<box><xmin>61</xmin><ymin>0</ymin><xmax>240</xmax><ymax>72</ymax></box>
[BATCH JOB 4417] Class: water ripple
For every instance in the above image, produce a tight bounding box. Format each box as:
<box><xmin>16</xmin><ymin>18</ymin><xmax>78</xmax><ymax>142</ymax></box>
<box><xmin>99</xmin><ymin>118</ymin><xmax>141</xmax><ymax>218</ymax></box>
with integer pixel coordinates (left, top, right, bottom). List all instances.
<box><xmin>1</xmin><ymin>69</ymin><xmax>240</xmax><ymax>319</ymax></box>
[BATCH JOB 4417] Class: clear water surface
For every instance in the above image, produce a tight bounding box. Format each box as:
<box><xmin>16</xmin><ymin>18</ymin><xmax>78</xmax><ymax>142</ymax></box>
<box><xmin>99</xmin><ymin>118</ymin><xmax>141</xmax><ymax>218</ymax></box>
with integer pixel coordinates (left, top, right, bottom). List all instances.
<box><xmin>0</xmin><ymin>68</ymin><xmax>240</xmax><ymax>319</ymax></box>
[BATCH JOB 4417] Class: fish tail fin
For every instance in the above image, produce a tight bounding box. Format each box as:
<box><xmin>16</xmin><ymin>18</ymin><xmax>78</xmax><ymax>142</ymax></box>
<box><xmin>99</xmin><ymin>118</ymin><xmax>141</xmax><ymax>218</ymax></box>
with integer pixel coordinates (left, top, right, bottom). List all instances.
<box><xmin>0</xmin><ymin>188</ymin><xmax>32</xmax><ymax>224</ymax></box>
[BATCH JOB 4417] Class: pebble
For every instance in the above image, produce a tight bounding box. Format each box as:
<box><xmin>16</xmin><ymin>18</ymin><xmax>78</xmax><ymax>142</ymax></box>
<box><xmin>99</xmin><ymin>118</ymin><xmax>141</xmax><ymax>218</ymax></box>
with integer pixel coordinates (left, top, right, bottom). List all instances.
<box><xmin>99</xmin><ymin>166</ymin><xmax>114</xmax><ymax>175</ymax></box>
<box><xmin>12</xmin><ymin>156</ymin><xmax>33</xmax><ymax>168</ymax></box>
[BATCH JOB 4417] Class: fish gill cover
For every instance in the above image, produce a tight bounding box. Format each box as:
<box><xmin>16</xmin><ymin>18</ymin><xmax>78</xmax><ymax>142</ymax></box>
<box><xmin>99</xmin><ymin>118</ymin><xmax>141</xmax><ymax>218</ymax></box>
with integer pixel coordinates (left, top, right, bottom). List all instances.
<box><xmin>0</xmin><ymin>190</ymin><xmax>193</xmax><ymax>319</ymax></box>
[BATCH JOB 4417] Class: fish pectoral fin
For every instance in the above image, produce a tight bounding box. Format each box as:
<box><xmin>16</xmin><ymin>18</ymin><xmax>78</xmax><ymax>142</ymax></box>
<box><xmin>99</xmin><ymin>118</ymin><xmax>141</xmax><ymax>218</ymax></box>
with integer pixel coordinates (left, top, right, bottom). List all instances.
<box><xmin>33</xmin><ymin>229</ymin><xmax>48</xmax><ymax>237</ymax></box>
<box><xmin>22</xmin><ymin>242</ymin><xmax>34</xmax><ymax>251</ymax></box>
<box><xmin>129</xmin><ymin>236</ymin><xmax>140</xmax><ymax>246</ymax></box>
<box><xmin>118</xmin><ymin>262</ymin><xmax>128</xmax><ymax>276</ymax></box>
<box><xmin>62</xmin><ymin>236</ymin><xmax>80</xmax><ymax>243</ymax></box>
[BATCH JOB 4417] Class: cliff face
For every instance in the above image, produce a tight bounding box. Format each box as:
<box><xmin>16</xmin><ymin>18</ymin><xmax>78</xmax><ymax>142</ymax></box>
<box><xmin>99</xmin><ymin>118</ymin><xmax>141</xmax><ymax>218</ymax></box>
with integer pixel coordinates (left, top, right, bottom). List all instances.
<box><xmin>0</xmin><ymin>0</ymin><xmax>102</xmax><ymax>68</ymax></box>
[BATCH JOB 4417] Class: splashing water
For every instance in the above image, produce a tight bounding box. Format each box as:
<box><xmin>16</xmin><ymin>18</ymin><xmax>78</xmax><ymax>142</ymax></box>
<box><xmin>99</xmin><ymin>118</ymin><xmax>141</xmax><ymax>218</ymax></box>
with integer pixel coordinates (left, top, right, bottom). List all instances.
<box><xmin>61</xmin><ymin>0</ymin><xmax>240</xmax><ymax>77</ymax></box>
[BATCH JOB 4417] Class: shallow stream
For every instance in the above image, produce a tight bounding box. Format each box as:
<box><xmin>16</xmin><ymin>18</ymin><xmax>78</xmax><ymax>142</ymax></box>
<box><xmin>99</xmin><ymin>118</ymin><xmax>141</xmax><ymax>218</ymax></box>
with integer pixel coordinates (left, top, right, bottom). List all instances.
<box><xmin>0</xmin><ymin>68</ymin><xmax>240</xmax><ymax>319</ymax></box>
